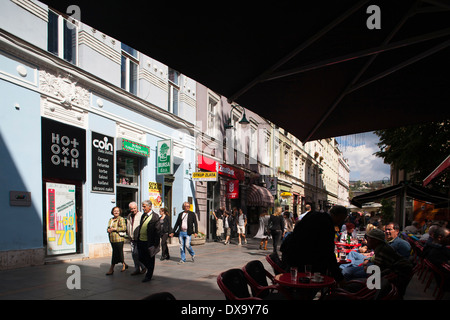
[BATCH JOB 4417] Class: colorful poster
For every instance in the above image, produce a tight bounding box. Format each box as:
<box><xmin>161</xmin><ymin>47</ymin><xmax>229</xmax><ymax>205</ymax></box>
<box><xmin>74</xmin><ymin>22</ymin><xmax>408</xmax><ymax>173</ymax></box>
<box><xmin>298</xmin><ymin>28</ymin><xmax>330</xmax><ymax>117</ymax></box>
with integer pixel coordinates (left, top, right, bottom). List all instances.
<box><xmin>46</xmin><ymin>183</ymin><xmax>77</xmax><ymax>255</ymax></box>
<box><xmin>148</xmin><ymin>182</ymin><xmax>163</xmax><ymax>210</ymax></box>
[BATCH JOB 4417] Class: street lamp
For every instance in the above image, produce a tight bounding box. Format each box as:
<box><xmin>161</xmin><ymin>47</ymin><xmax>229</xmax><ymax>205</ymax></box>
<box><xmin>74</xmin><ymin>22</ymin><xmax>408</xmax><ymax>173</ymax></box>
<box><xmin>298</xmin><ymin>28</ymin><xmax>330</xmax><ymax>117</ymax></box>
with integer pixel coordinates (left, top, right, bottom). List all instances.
<box><xmin>225</xmin><ymin>104</ymin><xmax>250</xmax><ymax>129</ymax></box>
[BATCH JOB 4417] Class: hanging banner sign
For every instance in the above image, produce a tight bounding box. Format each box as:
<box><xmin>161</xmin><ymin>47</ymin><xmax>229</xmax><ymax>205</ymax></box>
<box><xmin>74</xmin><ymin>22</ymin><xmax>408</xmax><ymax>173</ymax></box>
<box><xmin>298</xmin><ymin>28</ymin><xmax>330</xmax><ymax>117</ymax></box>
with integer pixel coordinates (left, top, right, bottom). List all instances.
<box><xmin>192</xmin><ymin>172</ymin><xmax>218</xmax><ymax>181</ymax></box>
<box><xmin>157</xmin><ymin>139</ymin><xmax>173</xmax><ymax>175</ymax></box>
<box><xmin>91</xmin><ymin>132</ymin><xmax>114</xmax><ymax>193</ymax></box>
<box><xmin>266</xmin><ymin>177</ymin><xmax>278</xmax><ymax>195</ymax></box>
<box><xmin>226</xmin><ymin>180</ymin><xmax>240</xmax><ymax>199</ymax></box>
<box><xmin>46</xmin><ymin>182</ymin><xmax>77</xmax><ymax>256</ymax></box>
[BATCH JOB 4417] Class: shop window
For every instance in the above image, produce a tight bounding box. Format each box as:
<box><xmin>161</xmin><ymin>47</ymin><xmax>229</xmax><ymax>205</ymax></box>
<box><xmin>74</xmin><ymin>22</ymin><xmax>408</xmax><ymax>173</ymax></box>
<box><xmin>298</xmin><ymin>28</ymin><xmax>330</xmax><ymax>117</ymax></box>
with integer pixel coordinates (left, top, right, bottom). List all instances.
<box><xmin>116</xmin><ymin>154</ymin><xmax>139</xmax><ymax>186</ymax></box>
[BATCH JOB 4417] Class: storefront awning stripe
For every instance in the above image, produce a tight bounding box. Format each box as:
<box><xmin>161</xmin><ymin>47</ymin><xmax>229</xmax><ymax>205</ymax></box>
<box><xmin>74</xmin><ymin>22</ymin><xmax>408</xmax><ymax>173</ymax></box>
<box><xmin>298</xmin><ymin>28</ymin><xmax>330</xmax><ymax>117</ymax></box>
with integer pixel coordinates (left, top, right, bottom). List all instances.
<box><xmin>247</xmin><ymin>184</ymin><xmax>274</xmax><ymax>207</ymax></box>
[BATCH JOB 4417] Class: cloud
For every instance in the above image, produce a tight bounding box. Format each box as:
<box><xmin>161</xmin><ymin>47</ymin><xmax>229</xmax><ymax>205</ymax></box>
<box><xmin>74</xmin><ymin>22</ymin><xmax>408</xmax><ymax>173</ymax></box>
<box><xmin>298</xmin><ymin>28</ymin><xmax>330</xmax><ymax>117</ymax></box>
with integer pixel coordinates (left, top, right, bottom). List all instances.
<box><xmin>342</xmin><ymin>132</ymin><xmax>391</xmax><ymax>181</ymax></box>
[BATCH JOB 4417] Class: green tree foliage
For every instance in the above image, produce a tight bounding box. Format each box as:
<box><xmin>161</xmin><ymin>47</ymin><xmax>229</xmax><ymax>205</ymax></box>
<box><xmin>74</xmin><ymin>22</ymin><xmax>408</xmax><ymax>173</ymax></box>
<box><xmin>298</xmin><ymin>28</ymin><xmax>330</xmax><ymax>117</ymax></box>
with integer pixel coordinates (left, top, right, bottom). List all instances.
<box><xmin>374</xmin><ymin>120</ymin><xmax>449</xmax><ymax>193</ymax></box>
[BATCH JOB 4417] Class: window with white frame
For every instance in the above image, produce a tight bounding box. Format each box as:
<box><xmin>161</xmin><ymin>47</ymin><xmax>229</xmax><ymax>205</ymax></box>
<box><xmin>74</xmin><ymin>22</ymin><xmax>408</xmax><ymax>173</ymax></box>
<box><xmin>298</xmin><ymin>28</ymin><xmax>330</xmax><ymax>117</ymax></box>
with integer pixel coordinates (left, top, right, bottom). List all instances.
<box><xmin>121</xmin><ymin>43</ymin><xmax>138</xmax><ymax>95</ymax></box>
<box><xmin>274</xmin><ymin>139</ymin><xmax>280</xmax><ymax>169</ymax></box>
<box><xmin>168</xmin><ymin>68</ymin><xmax>180</xmax><ymax>115</ymax></box>
<box><xmin>47</xmin><ymin>10</ymin><xmax>77</xmax><ymax>64</ymax></box>
<box><xmin>284</xmin><ymin>149</ymin><xmax>289</xmax><ymax>172</ymax></box>
<box><xmin>250</xmin><ymin>124</ymin><xmax>257</xmax><ymax>160</ymax></box>
<box><xmin>294</xmin><ymin>156</ymin><xmax>299</xmax><ymax>178</ymax></box>
<box><xmin>207</xmin><ymin>94</ymin><xmax>219</xmax><ymax>138</ymax></box>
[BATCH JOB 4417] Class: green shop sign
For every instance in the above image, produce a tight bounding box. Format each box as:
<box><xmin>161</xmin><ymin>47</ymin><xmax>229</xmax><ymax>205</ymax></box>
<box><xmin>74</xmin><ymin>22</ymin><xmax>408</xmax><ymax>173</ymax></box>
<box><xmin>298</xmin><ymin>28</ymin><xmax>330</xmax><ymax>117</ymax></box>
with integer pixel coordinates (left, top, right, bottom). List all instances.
<box><xmin>117</xmin><ymin>138</ymin><xmax>150</xmax><ymax>157</ymax></box>
<box><xmin>157</xmin><ymin>139</ymin><xmax>172</xmax><ymax>175</ymax></box>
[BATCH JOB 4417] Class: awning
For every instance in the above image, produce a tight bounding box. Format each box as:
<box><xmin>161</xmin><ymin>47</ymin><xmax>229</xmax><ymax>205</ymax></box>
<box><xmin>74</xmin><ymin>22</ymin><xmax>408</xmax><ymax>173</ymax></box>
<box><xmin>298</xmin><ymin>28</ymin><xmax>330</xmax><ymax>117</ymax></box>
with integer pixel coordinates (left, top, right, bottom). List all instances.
<box><xmin>351</xmin><ymin>181</ymin><xmax>449</xmax><ymax>208</ymax></box>
<box><xmin>423</xmin><ymin>155</ymin><xmax>450</xmax><ymax>187</ymax></box>
<box><xmin>247</xmin><ymin>184</ymin><xmax>274</xmax><ymax>207</ymax></box>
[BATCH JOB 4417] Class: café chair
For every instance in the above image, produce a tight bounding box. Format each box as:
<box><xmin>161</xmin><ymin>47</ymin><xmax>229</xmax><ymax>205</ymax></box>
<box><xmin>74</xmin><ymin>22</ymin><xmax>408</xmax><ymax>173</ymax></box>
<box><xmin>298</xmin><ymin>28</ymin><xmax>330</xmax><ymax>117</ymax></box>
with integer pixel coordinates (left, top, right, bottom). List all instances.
<box><xmin>423</xmin><ymin>259</ymin><xmax>449</xmax><ymax>300</ymax></box>
<box><xmin>326</xmin><ymin>279</ymin><xmax>377</xmax><ymax>300</ymax></box>
<box><xmin>242</xmin><ymin>260</ymin><xmax>293</xmax><ymax>300</ymax></box>
<box><xmin>217</xmin><ymin>269</ymin><xmax>262</xmax><ymax>300</ymax></box>
<box><xmin>265</xmin><ymin>253</ymin><xmax>286</xmax><ymax>275</ymax></box>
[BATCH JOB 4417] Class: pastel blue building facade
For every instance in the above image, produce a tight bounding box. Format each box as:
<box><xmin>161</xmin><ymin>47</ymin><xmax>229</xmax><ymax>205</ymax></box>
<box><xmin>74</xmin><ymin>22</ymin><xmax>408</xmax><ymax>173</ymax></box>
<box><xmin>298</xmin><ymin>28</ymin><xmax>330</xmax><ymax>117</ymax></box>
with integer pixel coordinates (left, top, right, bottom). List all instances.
<box><xmin>0</xmin><ymin>0</ymin><xmax>196</xmax><ymax>268</ymax></box>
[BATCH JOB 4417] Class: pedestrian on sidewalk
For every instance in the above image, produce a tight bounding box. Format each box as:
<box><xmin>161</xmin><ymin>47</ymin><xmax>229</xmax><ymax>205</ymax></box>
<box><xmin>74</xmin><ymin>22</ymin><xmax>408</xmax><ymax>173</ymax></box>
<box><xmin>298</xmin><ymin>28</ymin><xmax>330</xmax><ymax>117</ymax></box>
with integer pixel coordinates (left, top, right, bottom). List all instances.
<box><xmin>212</xmin><ymin>206</ymin><xmax>225</xmax><ymax>242</ymax></box>
<box><xmin>170</xmin><ymin>202</ymin><xmax>198</xmax><ymax>264</ymax></box>
<box><xmin>137</xmin><ymin>200</ymin><xmax>161</xmax><ymax>282</ymax></box>
<box><xmin>126</xmin><ymin>201</ymin><xmax>146</xmax><ymax>275</ymax></box>
<box><xmin>159</xmin><ymin>207</ymin><xmax>172</xmax><ymax>261</ymax></box>
<box><xmin>268</xmin><ymin>207</ymin><xmax>285</xmax><ymax>254</ymax></box>
<box><xmin>254</xmin><ymin>211</ymin><xmax>271</xmax><ymax>250</ymax></box>
<box><xmin>223</xmin><ymin>210</ymin><xmax>233</xmax><ymax>245</ymax></box>
<box><xmin>236</xmin><ymin>208</ymin><xmax>247</xmax><ymax>245</ymax></box>
<box><xmin>106</xmin><ymin>206</ymin><xmax>128</xmax><ymax>275</ymax></box>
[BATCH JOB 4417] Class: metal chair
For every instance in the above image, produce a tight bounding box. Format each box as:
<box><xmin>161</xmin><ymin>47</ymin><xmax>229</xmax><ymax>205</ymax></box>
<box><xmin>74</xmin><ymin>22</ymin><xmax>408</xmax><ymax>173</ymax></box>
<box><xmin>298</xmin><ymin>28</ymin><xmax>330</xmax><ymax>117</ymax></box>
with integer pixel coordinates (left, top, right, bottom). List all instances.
<box><xmin>242</xmin><ymin>260</ymin><xmax>293</xmax><ymax>299</ymax></box>
<box><xmin>217</xmin><ymin>269</ymin><xmax>262</xmax><ymax>300</ymax></box>
<box><xmin>265</xmin><ymin>253</ymin><xmax>286</xmax><ymax>275</ymax></box>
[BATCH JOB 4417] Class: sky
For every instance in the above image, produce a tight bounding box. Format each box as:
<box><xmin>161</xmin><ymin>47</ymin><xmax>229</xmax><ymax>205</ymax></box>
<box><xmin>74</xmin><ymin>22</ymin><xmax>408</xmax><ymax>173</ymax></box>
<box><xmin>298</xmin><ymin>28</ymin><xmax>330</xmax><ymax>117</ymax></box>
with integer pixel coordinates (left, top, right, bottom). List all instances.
<box><xmin>336</xmin><ymin>131</ymin><xmax>391</xmax><ymax>182</ymax></box>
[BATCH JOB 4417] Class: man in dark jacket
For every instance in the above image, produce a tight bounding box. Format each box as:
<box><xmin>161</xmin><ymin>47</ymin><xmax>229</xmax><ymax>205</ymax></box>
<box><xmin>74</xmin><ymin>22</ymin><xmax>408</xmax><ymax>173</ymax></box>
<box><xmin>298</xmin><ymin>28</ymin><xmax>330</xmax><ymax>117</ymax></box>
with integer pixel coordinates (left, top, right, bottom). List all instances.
<box><xmin>171</xmin><ymin>202</ymin><xmax>198</xmax><ymax>264</ymax></box>
<box><xmin>282</xmin><ymin>205</ymin><xmax>348</xmax><ymax>285</ymax></box>
<box><xmin>137</xmin><ymin>200</ymin><xmax>161</xmax><ymax>282</ymax></box>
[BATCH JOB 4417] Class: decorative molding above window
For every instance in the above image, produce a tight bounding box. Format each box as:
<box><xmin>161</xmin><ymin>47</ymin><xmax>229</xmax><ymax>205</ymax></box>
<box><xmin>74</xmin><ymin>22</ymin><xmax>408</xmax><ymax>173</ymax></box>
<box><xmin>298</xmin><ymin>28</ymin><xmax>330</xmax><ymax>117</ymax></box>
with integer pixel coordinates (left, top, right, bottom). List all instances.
<box><xmin>116</xmin><ymin>122</ymin><xmax>145</xmax><ymax>143</ymax></box>
<box><xmin>39</xmin><ymin>69</ymin><xmax>90</xmax><ymax>109</ymax></box>
<box><xmin>78</xmin><ymin>30</ymin><xmax>121</xmax><ymax>65</ymax></box>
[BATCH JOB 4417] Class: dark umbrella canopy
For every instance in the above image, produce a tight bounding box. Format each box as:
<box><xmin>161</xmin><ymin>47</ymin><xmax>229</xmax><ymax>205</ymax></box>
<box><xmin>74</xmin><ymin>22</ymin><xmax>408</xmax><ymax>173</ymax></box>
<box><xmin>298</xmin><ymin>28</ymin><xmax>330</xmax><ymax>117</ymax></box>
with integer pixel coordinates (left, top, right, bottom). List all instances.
<box><xmin>351</xmin><ymin>181</ymin><xmax>449</xmax><ymax>208</ymax></box>
<box><xmin>39</xmin><ymin>0</ymin><xmax>450</xmax><ymax>141</ymax></box>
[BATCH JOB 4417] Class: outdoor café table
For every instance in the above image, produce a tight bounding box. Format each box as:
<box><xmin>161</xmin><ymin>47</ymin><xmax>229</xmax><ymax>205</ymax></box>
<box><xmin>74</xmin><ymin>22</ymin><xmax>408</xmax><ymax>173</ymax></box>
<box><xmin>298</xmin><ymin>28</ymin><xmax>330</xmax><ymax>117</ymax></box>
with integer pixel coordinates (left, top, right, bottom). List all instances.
<box><xmin>274</xmin><ymin>272</ymin><xmax>336</xmax><ymax>300</ymax></box>
<box><xmin>335</xmin><ymin>242</ymin><xmax>361</xmax><ymax>248</ymax></box>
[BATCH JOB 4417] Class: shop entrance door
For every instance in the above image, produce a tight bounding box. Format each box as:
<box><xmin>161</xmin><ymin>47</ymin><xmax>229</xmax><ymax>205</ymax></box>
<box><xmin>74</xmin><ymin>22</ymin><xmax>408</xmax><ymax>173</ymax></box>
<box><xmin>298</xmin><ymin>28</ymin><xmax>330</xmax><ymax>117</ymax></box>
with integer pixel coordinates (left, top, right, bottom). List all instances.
<box><xmin>116</xmin><ymin>153</ymin><xmax>140</xmax><ymax>216</ymax></box>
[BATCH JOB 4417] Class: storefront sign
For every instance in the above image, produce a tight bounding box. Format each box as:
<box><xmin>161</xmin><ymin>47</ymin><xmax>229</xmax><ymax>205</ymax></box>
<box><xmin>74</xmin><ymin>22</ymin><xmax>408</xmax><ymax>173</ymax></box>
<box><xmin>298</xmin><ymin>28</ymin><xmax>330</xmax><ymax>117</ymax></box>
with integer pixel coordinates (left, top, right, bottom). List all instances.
<box><xmin>148</xmin><ymin>182</ymin><xmax>162</xmax><ymax>210</ymax></box>
<box><xmin>226</xmin><ymin>180</ymin><xmax>240</xmax><ymax>199</ymax></box>
<box><xmin>157</xmin><ymin>139</ymin><xmax>173</xmax><ymax>175</ymax></box>
<box><xmin>46</xmin><ymin>182</ymin><xmax>77</xmax><ymax>256</ymax></box>
<box><xmin>192</xmin><ymin>172</ymin><xmax>217</xmax><ymax>181</ymax></box>
<box><xmin>117</xmin><ymin>138</ymin><xmax>150</xmax><ymax>157</ymax></box>
<box><xmin>42</xmin><ymin>117</ymin><xmax>86</xmax><ymax>181</ymax></box>
<box><xmin>91</xmin><ymin>131</ymin><xmax>114</xmax><ymax>193</ymax></box>
<box><xmin>197</xmin><ymin>155</ymin><xmax>244</xmax><ymax>181</ymax></box>
<box><xmin>266</xmin><ymin>177</ymin><xmax>277</xmax><ymax>195</ymax></box>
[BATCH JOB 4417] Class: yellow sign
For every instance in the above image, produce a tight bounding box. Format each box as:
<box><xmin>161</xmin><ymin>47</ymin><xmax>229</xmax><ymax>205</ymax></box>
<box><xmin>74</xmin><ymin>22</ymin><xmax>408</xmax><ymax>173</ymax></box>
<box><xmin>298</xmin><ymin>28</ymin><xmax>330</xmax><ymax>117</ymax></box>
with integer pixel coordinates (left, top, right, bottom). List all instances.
<box><xmin>192</xmin><ymin>172</ymin><xmax>217</xmax><ymax>181</ymax></box>
<box><xmin>280</xmin><ymin>192</ymin><xmax>292</xmax><ymax>197</ymax></box>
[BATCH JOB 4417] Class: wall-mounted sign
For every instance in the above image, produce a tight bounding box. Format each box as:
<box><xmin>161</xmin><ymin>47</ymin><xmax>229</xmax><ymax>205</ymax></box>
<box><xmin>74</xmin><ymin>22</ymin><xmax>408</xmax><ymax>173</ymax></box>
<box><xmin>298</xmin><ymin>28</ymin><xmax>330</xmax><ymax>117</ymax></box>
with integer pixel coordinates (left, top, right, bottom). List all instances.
<box><xmin>226</xmin><ymin>180</ymin><xmax>239</xmax><ymax>199</ymax></box>
<box><xmin>42</xmin><ymin>117</ymin><xmax>86</xmax><ymax>181</ymax></box>
<box><xmin>9</xmin><ymin>191</ymin><xmax>31</xmax><ymax>206</ymax></box>
<box><xmin>157</xmin><ymin>139</ymin><xmax>173</xmax><ymax>175</ymax></box>
<box><xmin>117</xmin><ymin>138</ymin><xmax>150</xmax><ymax>157</ymax></box>
<box><xmin>197</xmin><ymin>155</ymin><xmax>244</xmax><ymax>181</ymax></box>
<box><xmin>266</xmin><ymin>177</ymin><xmax>277</xmax><ymax>195</ymax></box>
<box><xmin>46</xmin><ymin>182</ymin><xmax>77</xmax><ymax>256</ymax></box>
<box><xmin>192</xmin><ymin>172</ymin><xmax>217</xmax><ymax>181</ymax></box>
<box><xmin>91</xmin><ymin>131</ymin><xmax>114</xmax><ymax>193</ymax></box>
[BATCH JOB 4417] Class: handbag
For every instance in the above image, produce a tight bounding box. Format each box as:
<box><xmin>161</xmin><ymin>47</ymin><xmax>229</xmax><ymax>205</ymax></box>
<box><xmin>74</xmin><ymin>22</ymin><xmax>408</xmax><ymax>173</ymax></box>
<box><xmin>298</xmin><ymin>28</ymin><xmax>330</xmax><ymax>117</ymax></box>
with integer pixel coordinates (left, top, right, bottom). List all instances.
<box><xmin>148</xmin><ymin>245</ymin><xmax>160</xmax><ymax>258</ymax></box>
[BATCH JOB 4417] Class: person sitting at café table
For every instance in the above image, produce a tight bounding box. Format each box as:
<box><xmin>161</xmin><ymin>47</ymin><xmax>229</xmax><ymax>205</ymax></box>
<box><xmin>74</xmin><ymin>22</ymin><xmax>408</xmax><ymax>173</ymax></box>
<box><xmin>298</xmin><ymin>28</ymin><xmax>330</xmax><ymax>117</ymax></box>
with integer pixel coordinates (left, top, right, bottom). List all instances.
<box><xmin>282</xmin><ymin>205</ymin><xmax>349</xmax><ymax>287</ymax></box>
<box><xmin>341</xmin><ymin>229</ymin><xmax>412</xmax><ymax>286</ymax></box>
<box><xmin>340</xmin><ymin>222</ymin><xmax>357</xmax><ymax>243</ymax></box>
<box><xmin>385</xmin><ymin>222</ymin><xmax>411</xmax><ymax>259</ymax></box>
<box><xmin>404</xmin><ymin>221</ymin><xmax>421</xmax><ymax>235</ymax></box>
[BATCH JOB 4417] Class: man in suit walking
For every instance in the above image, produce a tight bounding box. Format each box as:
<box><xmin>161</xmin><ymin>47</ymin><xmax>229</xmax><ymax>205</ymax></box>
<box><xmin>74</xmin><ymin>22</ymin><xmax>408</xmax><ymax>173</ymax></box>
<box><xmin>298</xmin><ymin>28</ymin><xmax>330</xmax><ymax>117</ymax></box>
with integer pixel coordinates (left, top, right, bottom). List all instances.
<box><xmin>137</xmin><ymin>200</ymin><xmax>161</xmax><ymax>282</ymax></box>
<box><xmin>170</xmin><ymin>201</ymin><xmax>198</xmax><ymax>264</ymax></box>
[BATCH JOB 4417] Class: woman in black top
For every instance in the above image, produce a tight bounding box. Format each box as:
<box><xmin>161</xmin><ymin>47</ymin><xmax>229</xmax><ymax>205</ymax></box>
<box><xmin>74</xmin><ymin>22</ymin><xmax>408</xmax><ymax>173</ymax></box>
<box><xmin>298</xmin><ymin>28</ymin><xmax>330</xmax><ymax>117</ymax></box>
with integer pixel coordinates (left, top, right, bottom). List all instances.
<box><xmin>269</xmin><ymin>207</ymin><xmax>285</xmax><ymax>255</ymax></box>
<box><xmin>159</xmin><ymin>207</ymin><xmax>172</xmax><ymax>260</ymax></box>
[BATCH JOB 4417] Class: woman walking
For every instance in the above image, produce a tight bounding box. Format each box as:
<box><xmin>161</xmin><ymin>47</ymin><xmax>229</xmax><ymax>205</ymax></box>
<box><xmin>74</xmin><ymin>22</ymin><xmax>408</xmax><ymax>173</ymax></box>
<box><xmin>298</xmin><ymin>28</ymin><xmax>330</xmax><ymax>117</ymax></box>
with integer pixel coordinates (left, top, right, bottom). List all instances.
<box><xmin>268</xmin><ymin>207</ymin><xmax>285</xmax><ymax>255</ymax></box>
<box><xmin>254</xmin><ymin>211</ymin><xmax>271</xmax><ymax>250</ymax></box>
<box><xmin>159</xmin><ymin>207</ymin><xmax>172</xmax><ymax>260</ymax></box>
<box><xmin>106</xmin><ymin>206</ymin><xmax>128</xmax><ymax>275</ymax></box>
